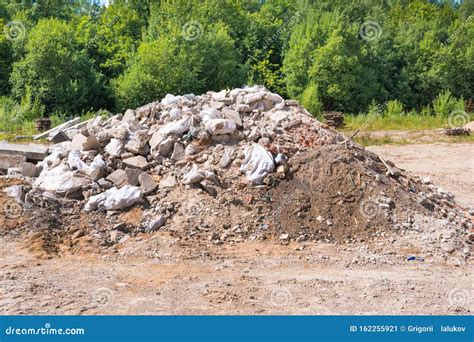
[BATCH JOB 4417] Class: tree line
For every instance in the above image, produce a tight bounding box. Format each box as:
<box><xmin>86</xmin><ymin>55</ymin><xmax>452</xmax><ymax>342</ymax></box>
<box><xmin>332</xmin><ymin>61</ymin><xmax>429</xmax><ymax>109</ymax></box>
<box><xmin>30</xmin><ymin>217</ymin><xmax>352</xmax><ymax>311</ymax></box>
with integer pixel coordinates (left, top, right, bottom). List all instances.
<box><xmin>0</xmin><ymin>0</ymin><xmax>472</xmax><ymax>126</ymax></box>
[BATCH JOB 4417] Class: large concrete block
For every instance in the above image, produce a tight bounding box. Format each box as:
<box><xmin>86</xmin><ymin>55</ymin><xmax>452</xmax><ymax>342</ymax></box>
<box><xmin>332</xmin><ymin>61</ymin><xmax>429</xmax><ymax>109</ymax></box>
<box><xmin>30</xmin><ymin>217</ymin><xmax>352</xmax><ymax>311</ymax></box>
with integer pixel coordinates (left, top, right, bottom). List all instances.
<box><xmin>0</xmin><ymin>154</ymin><xmax>26</xmax><ymax>170</ymax></box>
<box><xmin>0</xmin><ymin>142</ymin><xmax>48</xmax><ymax>161</ymax></box>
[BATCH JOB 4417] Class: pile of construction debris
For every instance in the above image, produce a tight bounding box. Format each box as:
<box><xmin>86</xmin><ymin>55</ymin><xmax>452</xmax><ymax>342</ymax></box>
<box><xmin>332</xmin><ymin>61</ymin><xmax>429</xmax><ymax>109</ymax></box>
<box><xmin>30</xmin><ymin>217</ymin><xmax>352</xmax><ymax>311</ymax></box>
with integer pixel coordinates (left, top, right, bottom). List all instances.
<box><xmin>0</xmin><ymin>86</ymin><xmax>472</xmax><ymax>249</ymax></box>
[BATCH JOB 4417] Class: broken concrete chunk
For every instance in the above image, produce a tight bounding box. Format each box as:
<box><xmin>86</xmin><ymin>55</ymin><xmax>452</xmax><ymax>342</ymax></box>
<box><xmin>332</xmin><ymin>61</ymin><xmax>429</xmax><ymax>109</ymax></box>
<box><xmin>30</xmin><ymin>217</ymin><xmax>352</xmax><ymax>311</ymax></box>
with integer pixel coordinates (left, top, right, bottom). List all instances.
<box><xmin>146</xmin><ymin>215</ymin><xmax>165</xmax><ymax>232</ymax></box>
<box><xmin>171</xmin><ymin>142</ymin><xmax>185</xmax><ymax>162</ymax></box>
<box><xmin>122</xmin><ymin>156</ymin><xmax>149</xmax><ymax>170</ymax></box>
<box><xmin>158</xmin><ymin>138</ymin><xmax>174</xmax><ymax>157</ymax></box>
<box><xmin>211</xmin><ymin>89</ymin><xmax>227</xmax><ymax>102</ymax></box>
<box><xmin>222</xmin><ymin>108</ymin><xmax>242</xmax><ymax>127</ymax></box>
<box><xmin>34</xmin><ymin>164</ymin><xmax>91</xmax><ymax>197</ymax></box>
<box><xmin>84</xmin><ymin>185</ymin><xmax>142</xmax><ymax>211</ymax></box>
<box><xmin>201</xmin><ymin>182</ymin><xmax>217</xmax><ymax>197</ymax></box>
<box><xmin>67</xmin><ymin>150</ymin><xmax>105</xmax><ymax>181</ymax></box>
<box><xmin>247</xmin><ymin>91</ymin><xmax>284</xmax><ymax>105</ymax></box>
<box><xmin>210</xmin><ymin>101</ymin><xmax>224</xmax><ymax>110</ymax></box>
<box><xmin>159</xmin><ymin>174</ymin><xmax>177</xmax><ymax>188</ymax></box>
<box><xmin>158</xmin><ymin>116</ymin><xmax>192</xmax><ymax>136</ymax></box>
<box><xmin>205</xmin><ymin>119</ymin><xmax>237</xmax><ymax>135</ymax></box>
<box><xmin>69</xmin><ymin>134</ymin><xmax>101</xmax><ymax>151</ymax></box>
<box><xmin>97</xmin><ymin>178</ymin><xmax>113</xmax><ymax>190</ymax></box>
<box><xmin>169</xmin><ymin>108</ymin><xmax>182</xmax><ymax>121</ymax></box>
<box><xmin>161</xmin><ymin>94</ymin><xmax>181</xmax><ymax>106</ymax></box>
<box><xmin>182</xmin><ymin>164</ymin><xmax>218</xmax><ymax>185</ymax></box>
<box><xmin>182</xmin><ymin>164</ymin><xmax>206</xmax><ymax>184</ymax></box>
<box><xmin>149</xmin><ymin>131</ymin><xmax>165</xmax><ymax>151</ymax></box>
<box><xmin>138</xmin><ymin>172</ymin><xmax>158</xmax><ymax>194</ymax></box>
<box><xmin>4</xmin><ymin>185</ymin><xmax>26</xmax><ymax>204</ymax></box>
<box><xmin>125</xmin><ymin>130</ymin><xmax>150</xmax><ymax>155</ymax></box>
<box><xmin>106</xmin><ymin>169</ymin><xmax>130</xmax><ymax>188</ymax></box>
<box><xmin>105</xmin><ymin>139</ymin><xmax>125</xmax><ymax>158</ymax></box>
<box><xmin>0</xmin><ymin>154</ymin><xmax>26</xmax><ymax>171</ymax></box>
<box><xmin>0</xmin><ymin>142</ymin><xmax>49</xmax><ymax>161</ymax></box>
<box><xmin>185</xmin><ymin>144</ymin><xmax>200</xmax><ymax>156</ymax></box>
<box><xmin>125</xmin><ymin>168</ymin><xmax>142</xmax><ymax>186</ymax></box>
<box><xmin>21</xmin><ymin>162</ymin><xmax>40</xmax><ymax>178</ymax></box>
<box><xmin>122</xmin><ymin>109</ymin><xmax>137</xmax><ymax>123</ymax></box>
<box><xmin>240</xmin><ymin>144</ymin><xmax>275</xmax><ymax>184</ymax></box>
<box><xmin>86</xmin><ymin>116</ymin><xmax>103</xmax><ymax>133</ymax></box>
<box><xmin>199</xmin><ymin>107</ymin><xmax>221</xmax><ymax>123</ymax></box>
<box><xmin>136</xmin><ymin>101</ymin><xmax>161</xmax><ymax>118</ymax></box>
<box><xmin>219</xmin><ymin>147</ymin><xmax>234</xmax><ymax>169</ymax></box>
<box><xmin>270</xmin><ymin>110</ymin><xmax>291</xmax><ymax>124</ymax></box>
<box><xmin>84</xmin><ymin>157</ymin><xmax>105</xmax><ymax>180</ymax></box>
<box><xmin>235</xmin><ymin>104</ymin><xmax>251</xmax><ymax>112</ymax></box>
<box><xmin>108</xmin><ymin>126</ymin><xmax>129</xmax><ymax>140</ymax></box>
<box><xmin>37</xmin><ymin>149</ymin><xmax>64</xmax><ymax>173</ymax></box>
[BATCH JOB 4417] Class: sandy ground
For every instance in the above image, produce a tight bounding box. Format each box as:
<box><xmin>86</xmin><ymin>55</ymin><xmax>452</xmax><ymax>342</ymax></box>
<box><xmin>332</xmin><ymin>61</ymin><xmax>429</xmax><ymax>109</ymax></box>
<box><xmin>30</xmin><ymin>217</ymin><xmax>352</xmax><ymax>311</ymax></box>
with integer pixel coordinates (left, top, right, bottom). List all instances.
<box><xmin>369</xmin><ymin>143</ymin><xmax>474</xmax><ymax>208</ymax></box>
<box><xmin>0</xmin><ymin>142</ymin><xmax>472</xmax><ymax>315</ymax></box>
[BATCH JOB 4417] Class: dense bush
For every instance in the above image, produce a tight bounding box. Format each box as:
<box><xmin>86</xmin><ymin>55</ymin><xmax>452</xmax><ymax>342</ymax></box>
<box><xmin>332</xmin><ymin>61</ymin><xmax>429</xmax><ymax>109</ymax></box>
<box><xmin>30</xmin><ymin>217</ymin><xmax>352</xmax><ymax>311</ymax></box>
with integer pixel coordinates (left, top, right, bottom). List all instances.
<box><xmin>10</xmin><ymin>18</ymin><xmax>110</xmax><ymax>114</ymax></box>
<box><xmin>114</xmin><ymin>22</ymin><xmax>244</xmax><ymax>110</ymax></box>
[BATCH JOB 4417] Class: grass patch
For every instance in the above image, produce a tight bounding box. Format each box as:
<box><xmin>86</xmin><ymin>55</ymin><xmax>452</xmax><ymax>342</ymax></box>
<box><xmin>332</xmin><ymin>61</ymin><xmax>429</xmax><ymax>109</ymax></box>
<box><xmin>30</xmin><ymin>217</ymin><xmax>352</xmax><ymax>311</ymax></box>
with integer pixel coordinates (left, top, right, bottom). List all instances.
<box><xmin>343</xmin><ymin>113</ymin><xmax>464</xmax><ymax>131</ymax></box>
<box><xmin>353</xmin><ymin>134</ymin><xmax>396</xmax><ymax>146</ymax></box>
<box><xmin>352</xmin><ymin>131</ymin><xmax>474</xmax><ymax>147</ymax></box>
<box><xmin>0</xmin><ymin>109</ymin><xmax>109</xmax><ymax>142</ymax></box>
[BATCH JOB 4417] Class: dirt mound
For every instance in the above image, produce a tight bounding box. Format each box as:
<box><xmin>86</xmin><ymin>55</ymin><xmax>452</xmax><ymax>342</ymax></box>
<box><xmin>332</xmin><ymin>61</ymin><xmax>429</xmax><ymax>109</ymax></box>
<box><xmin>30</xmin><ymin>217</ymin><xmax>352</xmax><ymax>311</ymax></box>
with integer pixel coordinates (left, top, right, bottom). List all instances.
<box><xmin>270</xmin><ymin>146</ymin><xmax>429</xmax><ymax>242</ymax></box>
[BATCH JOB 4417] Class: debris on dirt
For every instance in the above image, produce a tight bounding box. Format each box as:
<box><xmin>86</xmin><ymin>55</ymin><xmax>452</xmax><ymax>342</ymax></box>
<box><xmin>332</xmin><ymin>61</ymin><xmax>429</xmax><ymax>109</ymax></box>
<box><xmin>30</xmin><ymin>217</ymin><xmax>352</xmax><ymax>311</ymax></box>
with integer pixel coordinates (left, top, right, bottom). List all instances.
<box><xmin>33</xmin><ymin>117</ymin><xmax>81</xmax><ymax>140</ymax></box>
<box><xmin>0</xmin><ymin>86</ymin><xmax>471</xmax><ymax>256</ymax></box>
<box><xmin>407</xmin><ymin>256</ymin><xmax>425</xmax><ymax>262</ymax></box>
<box><xmin>443</xmin><ymin>127</ymin><xmax>470</xmax><ymax>136</ymax></box>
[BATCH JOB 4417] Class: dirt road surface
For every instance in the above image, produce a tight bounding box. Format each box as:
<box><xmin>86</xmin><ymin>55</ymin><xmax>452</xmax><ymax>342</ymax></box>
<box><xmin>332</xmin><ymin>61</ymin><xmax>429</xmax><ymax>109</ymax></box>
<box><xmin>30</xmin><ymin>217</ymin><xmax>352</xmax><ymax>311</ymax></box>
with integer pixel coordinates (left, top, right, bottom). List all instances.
<box><xmin>369</xmin><ymin>143</ymin><xmax>474</xmax><ymax>208</ymax></box>
<box><xmin>1</xmin><ymin>143</ymin><xmax>472</xmax><ymax>315</ymax></box>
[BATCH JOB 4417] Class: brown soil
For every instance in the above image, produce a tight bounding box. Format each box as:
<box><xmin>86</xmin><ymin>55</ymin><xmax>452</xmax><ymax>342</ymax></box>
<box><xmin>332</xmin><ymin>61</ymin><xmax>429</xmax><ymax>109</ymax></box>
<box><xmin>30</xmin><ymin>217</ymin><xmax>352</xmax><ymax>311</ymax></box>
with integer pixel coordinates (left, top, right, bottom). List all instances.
<box><xmin>269</xmin><ymin>146</ymin><xmax>430</xmax><ymax>242</ymax></box>
<box><xmin>0</xmin><ymin>232</ymin><xmax>472</xmax><ymax>315</ymax></box>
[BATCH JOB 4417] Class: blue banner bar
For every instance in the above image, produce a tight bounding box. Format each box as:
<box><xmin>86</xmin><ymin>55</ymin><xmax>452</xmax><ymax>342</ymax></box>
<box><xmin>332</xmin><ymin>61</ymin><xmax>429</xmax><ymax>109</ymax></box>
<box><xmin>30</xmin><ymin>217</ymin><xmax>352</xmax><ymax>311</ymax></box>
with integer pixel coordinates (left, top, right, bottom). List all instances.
<box><xmin>0</xmin><ymin>316</ymin><xmax>472</xmax><ymax>342</ymax></box>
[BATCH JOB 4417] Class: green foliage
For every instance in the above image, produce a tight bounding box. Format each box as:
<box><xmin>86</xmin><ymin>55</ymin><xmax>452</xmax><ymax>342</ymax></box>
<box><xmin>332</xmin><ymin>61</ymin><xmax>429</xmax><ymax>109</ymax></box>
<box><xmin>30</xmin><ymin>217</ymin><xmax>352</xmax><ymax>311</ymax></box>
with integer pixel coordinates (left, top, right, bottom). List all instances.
<box><xmin>344</xmin><ymin>93</ymin><xmax>472</xmax><ymax>132</ymax></box>
<box><xmin>93</xmin><ymin>3</ymin><xmax>144</xmax><ymax>78</ymax></box>
<box><xmin>384</xmin><ymin>100</ymin><xmax>405</xmax><ymax>117</ymax></box>
<box><xmin>114</xmin><ymin>22</ymin><xmax>244</xmax><ymax>110</ymax></box>
<box><xmin>0</xmin><ymin>18</ymin><xmax>13</xmax><ymax>95</ymax></box>
<box><xmin>10</xmin><ymin>18</ymin><xmax>110</xmax><ymax>114</ymax></box>
<box><xmin>432</xmin><ymin>90</ymin><xmax>465</xmax><ymax>117</ymax></box>
<box><xmin>284</xmin><ymin>0</ymin><xmax>472</xmax><ymax>113</ymax></box>
<box><xmin>300</xmin><ymin>83</ymin><xmax>322</xmax><ymax>116</ymax></box>
<box><xmin>0</xmin><ymin>91</ymin><xmax>45</xmax><ymax>132</ymax></box>
<box><xmin>0</xmin><ymin>0</ymin><xmax>471</xmax><ymax>130</ymax></box>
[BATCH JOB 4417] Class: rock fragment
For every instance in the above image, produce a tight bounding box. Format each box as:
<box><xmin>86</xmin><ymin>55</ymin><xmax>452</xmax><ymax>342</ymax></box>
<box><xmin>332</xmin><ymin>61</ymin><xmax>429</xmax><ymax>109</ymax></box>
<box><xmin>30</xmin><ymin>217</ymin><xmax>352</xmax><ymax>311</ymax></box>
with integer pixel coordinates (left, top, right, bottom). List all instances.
<box><xmin>146</xmin><ymin>215</ymin><xmax>166</xmax><ymax>232</ymax></box>
<box><xmin>69</xmin><ymin>134</ymin><xmax>101</xmax><ymax>151</ymax></box>
<box><xmin>138</xmin><ymin>173</ymin><xmax>158</xmax><ymax>194</ymax></box>
<box><xmin>122</xmin><ymin>156</ymin><xmax>149</xmax><ymax>170</ymax></box>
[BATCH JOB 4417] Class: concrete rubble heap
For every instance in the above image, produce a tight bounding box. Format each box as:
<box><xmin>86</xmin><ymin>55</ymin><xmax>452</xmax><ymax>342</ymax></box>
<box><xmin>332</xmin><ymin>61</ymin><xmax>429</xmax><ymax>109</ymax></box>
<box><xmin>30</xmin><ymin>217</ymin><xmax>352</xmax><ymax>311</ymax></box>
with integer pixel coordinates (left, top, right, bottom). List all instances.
<box><xmin>1</xmin><ymin>86</ymin><xmax>472</xmax><ymax>249</ymax></box>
